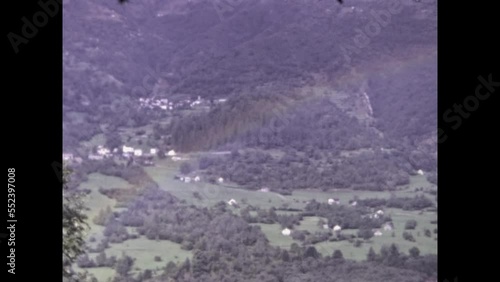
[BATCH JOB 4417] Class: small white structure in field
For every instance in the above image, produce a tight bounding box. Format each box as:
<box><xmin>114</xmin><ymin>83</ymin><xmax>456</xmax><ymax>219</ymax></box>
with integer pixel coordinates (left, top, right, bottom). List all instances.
<box><xmin>97</xmin><ymin>146</ymin><xmax>110</xmax><ymax>156</ymax></box>
<box><xmin>417</xmin><ymin>169</ymin><xmax>424</xmax><ymax>175</ymax></box>
<box><xmin>180</xmin><ymin>177</ymin><xmax>184</xmax><ymax>181</ymax></box>
<box><xmin>328</xmin><ymin>198</ymin><xmax>340</xmax><ymax>205</ymax></box>
<box><xmin>113</xmin><ymin>148</ymin><xmax>119</xmax><ymax>153</ymax></box>
<box><xmin>323</xmin><ymin>224</ymin><xmax>329</xmax><ymax>230</ymax></box>
<box><xmin>194</xmin><ymin>176</ymin><xmax>201</xmax><ymax>182</ymax></box>
<box><xmin>376</xmin><ymin>210</ymin><xmax>384</xmax><ymax>216</ymax></box>
<box><xmin>172</xmin><ymin>156</ymin><xmax>182</xmax><ymax>161</ymax></box>
<box><xmin>63</xmin><ymin>153</ymin><xmax>74</xmax><ymax>161</ymax></box>
<box><xmin>184</xmin><ymin>177</ymin><xmax>191</xmax><ymax>183</ymax></box>
<box><xmin>228</xmin><ymin>199</ymin><xmax>237</xmax><ymax>206</ymax></box>
<box><xmin>281</xmin><ymin>228</ymin><xmax>291</xmax><ymax>236</ymax></box>
<box><xmin>259</xmin><ymin>187</ymin><xmax>270</xmax><ymax>193</ymax></box>
<box><xmin>167</xmin><ymin>150</ymin><xmax>177</xmax><ymax>156</ymax></box>
<box><xmin>374</xmin><ymin>230</ymin><xmax>383</xmax><ymax>236</ymax></box>
<box><xmin>351</xmin><ymin>201</ymin><xmax>358</xmax><ymax>206</ymax></box>
<box><xmin>333</xmin><ymin>225</ymin><xmax>342</xmax><ymax>232</ymax></box>
<box><xmin>134</xmin><ymin>149</ymin><xmax>143</xmax><ymax>157</ymax></box>
<box><xmin>383</xmin><ymin>223</ymin><xmax>393</xmax><ymax>231</ymax></box>
<box><xmin>150</xmin><ymin>148</ymin><xmax>157</xmax><ymax>155</ymax></box>
<box><xmin>122</xmin><ymin>145</ymin><xmax>134</xmax><ymax>154</ymax></box>
<box><xmin>374</xmin><ymin>214</ymin><xmax>380</xmax><ymax>219</ymax></box>
<box><xmin>217</xmin><ymin>177</ymin><xmax>224</xmax><ymax>183</ymax></box>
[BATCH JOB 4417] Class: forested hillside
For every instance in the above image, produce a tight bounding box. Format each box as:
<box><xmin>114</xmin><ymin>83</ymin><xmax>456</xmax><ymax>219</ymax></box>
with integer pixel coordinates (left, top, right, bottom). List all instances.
<box><xmin>64</xmin><ymin>0</ymin><xmax>437</xmax><ymax>189</ymax></box>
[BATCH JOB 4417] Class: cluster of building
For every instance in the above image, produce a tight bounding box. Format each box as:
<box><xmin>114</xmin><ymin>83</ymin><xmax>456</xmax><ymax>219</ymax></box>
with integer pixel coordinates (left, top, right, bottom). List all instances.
<box><xmin>175</xmin><ymin>175</ymin><xmax>201</xmax><ymax>183</ymax></box>
<box><xmin>138</xmin><ymin>96</ymin><xmax>227</xmax><ymax>112</ymax></box>
<box><xmin>63</xmin><ymin>145</ymin><xmax>182</xmax><ymax>166</ymax></box>
<box><xmin>327</xmin><ymin>198</ymin><xmax>358</xmax><ymax>207</ymax></box>
<box><xmin>139</xmin><ymin>97</ymin><xmax>173</xmax><ymax>111</ymax></box>
<box><xmin>175</xmin><ymin>175</ymin><xmax>225</xmax><ymax>184</ymax></box>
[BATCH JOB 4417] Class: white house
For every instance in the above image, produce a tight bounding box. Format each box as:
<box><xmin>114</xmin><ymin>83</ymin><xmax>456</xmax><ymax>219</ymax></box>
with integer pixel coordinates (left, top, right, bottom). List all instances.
<box><xmin>259</xmin><ymin>187</ymin><xmax>270</xmax><ymax>193</ymax></box>
<box><xmin>97</xmin><ymin>146</ymin><xmax>111</xmax><ymax>156</ymax></box>
<box><xmin>374</xmin><ymin>214</ymin><xmax>380</xmax><ymax>219</ymax></box>
<box><xmin>217</xmin><ymin>177</ymin><xmax>224</xmax><ymax>183</ymax></box>
<box><xmin>374</xmin><ymin>230</ymin><xmax>383</xmax><ymax>236</ymax></box>
<box><xmin>376</xmin><ymin>210</ymin><xmax>384</xmax><ymax>216</ymax></box>
<box><xmin>122</xmin><ymin>145</ymin><xmax>134</xmax><ymax>154</ymax></box>
<box><xmin>134</xmin><ymin>149</ymin><xmax>143</xmax><ymax>157</ymax></box>
<box><xmin>184</xmin><ymin>177</ymin><xmax>192</xmax><ymax>183</ymax></box>
<box><xmin>323</xmin><ymin>224</ymin><xmax>329</xmax><ymax>230</ymax></box>
<box><xmin>417</xmin><ymin>169</ymin><xmax>424</xmax><ymax>175</ymax></box>
<box><xmin>228</xmin><ymin>199</ymin><xmax>237</xmax><ymax>206</ymax></box>
<box><xmin>194</xmin><ymin>176</ymin><xmax>201</xmax><ymax>182</ymax></box>
<box><xmin>63</xmin><ymin>153</ymin><xmax>74</xmax><ymax>161</ymax></box>
<box><xmin>167</xmin><ymin>150</ymin><xmax>176</xmax><ymax>156</ymax></box>
<box><xmin>328</xmin><ymin>198</ymin><xmax>340</xmax><ymax>205</ymax></box>
<box><xmin>333</xmin><ymin>225</ymin><xmax>342</xmax><ymax>232</ymax></box>
<box><xmin>383</xmin><ymin>223</ymin><xmax>393</xmax><ymax>231</ymax></box>
<box><xmin>281</xmin><ymin>228</ymin><xmax>291</xmax><ymax>236</ymax></box>
<box><xmin>351</xmin><ymin>201</ymin><xmax>358</xmax><ymax>206</ymax></box>
<box><xmin>150</xmin><ymin>148</ymin><xmax>157</xmax><ymax>155</ymax></box>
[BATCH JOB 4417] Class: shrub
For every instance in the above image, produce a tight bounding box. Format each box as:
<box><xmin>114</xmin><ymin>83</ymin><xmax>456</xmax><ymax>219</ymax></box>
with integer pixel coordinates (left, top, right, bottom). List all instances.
<box><xmin>405</xmin><ymin>220</ymin><xmax>418</xmax><ymax>230</ymax></box>
<box><xmin>403</xmin><ymin>231</ymin><xmax>416</xmax><ymax>242</ymax></box>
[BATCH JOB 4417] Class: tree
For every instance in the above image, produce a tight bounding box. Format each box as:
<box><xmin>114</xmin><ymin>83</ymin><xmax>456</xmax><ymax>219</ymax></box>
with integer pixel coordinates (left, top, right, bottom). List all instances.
<box><xmin>405</xmin><ymin>219</ymin><xmax>418</xmax><ymax>230</ymax></box>
<box><xmin>180</xmin><ymin>162</ymin><xmax>193</xmax><ymax>175</ymax></box>
<box><xmin>63</xmin><ymin>168</ymin><xmax>89</xmax><ymax>279</ymax></box>
<box><xmin>409</xmin><ymin>247</ymin><xmax>420</xmax><ymax>258</ymax></box>
<box><xmin>367</xmin><ymin>247</ymin><xmax>377</xmax><ymax>261</ymax></box>
<box><xmin>115</xmin><ymin>253</ymin><xmax>134</xmax><ymax>277</ymax></box>
<box><xmin>332</xmin><ymin>250</ymin><xmax>344</xmax><ymax>260</ymax></box>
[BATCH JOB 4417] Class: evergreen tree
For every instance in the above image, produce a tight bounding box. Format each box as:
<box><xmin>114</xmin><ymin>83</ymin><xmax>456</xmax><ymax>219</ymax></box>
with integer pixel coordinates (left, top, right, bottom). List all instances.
<box><xmin>63</xmin><ymin>168</ymin><xmax>89</xmax><ymax>279</ymax></box>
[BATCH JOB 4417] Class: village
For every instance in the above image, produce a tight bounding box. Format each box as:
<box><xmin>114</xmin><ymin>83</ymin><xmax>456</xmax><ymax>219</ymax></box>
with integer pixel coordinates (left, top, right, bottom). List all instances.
<box><xmin>137</xmin><ymin>95</ymin><xmax>227</xmax><ymax>112</ymax></box>
<box><xmin>63</xmin><ymin>144</ymin><xmax>185</xmax><ymax>167</ymax></box>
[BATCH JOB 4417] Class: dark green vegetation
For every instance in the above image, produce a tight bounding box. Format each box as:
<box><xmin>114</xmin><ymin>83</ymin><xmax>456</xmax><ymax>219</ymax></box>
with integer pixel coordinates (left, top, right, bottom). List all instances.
<box><xmin>65</xmin><ymin>159</ymin><xmax>436</xmax><ymax>281</ymax></box>
<box><xmin>74</xmin><ymin>185</ymin><xmax>436</xmax><ymax>282</ymax></box>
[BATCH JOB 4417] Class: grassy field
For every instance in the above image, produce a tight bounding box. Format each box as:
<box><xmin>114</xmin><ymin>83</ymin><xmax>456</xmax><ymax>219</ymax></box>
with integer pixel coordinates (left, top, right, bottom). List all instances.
<box><xmin>78</xmin><ymin>173</ymin><xmax>132</xmax><ymax>243</ymax></box>
<box><xmin>75</xmin><ymin>172</ymin><xmax>192</xmax><ymax>282</ymax></box>
<box><xmin>256</xmin><ymin>211</ymin><xmax>437</xmax><ymax>261</ymax></box>
<box><xmin>144</xmin><ymin>157</ymin><xmax>436</xmax><ymax>210</ymax></box>
<box><xmin>252</xmin><ymin>223</ymin><xmax>296</xmax><ymax>249</ymax></box>
<box><xmin>144</xmin><ymin>158</ymin><xmax>291</xmax><ymax>209</ymax></box>
<box><xmin>77</xmin><ymin>237</ymin><xmax>192</xmax><ymax>282</ymax></box>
